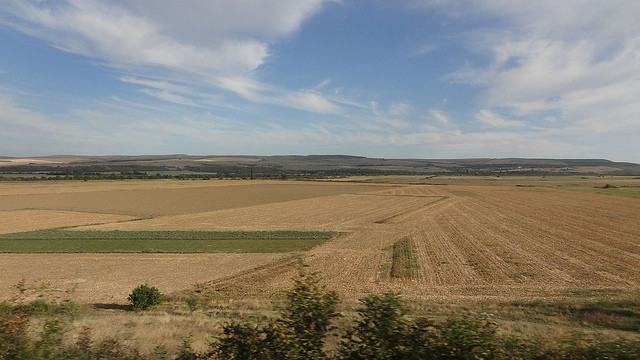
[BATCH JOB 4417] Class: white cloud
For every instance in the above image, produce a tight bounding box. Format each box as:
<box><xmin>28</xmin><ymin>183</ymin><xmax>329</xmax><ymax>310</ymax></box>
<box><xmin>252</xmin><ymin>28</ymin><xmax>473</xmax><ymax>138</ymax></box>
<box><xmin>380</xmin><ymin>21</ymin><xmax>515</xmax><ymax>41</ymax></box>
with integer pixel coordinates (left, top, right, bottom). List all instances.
<box><xmin>389</xmin><ymin>102</ymin><xmax>412</xmax><ymax>117</ymax></box>
<box><xmin>279</xmin><ymin>91</ymin><xmax>340</xmax><ymax>114</ymax></box>
<box><xmin>423</xmin><ymin>0</ymin><xmax>640</xmax><ymax>141</ymax></box>
<box><xmin>475</xmin><ymin>110</ymin><xmax>524</xmax><ymax>128</ymax></box>
<box><xmin>122</xmin><ymin>0</ymin><xmax>331</xmax><ymax>43</ymax></box>
<box><xmin>2</xmin><ymin>91</ymin><xmax>638</xmax><ymax>160</ymax></box>
<box><xmin>429</xmin><ymin>109</ymin><xmax>451</xmax><ymax>126</ymax></box>
<box><xmin>140</xmin><ymin>89</ymin><xmax>198</xmax><ymax>107</ymax></box>
<box><xmin>4</xmin><ymin>0</ymin><xmax>268</xmax><ymax>75</ymax></box>
<box><xmin>120</xmin><ymin>77</ymin><xmax>192</xmax><ymax>94</ymax></box>
<box><xmin>1</xmin><ymin>0</ymin><xmax>342</xmax><ymax>114</ymax></box>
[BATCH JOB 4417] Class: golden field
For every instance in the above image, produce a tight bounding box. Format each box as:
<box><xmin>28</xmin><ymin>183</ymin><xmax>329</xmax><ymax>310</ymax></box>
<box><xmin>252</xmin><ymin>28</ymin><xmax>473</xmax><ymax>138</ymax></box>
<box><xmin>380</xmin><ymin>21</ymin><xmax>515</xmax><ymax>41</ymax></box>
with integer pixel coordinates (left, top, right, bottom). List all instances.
<box><xmin>1</xmin><ymin>178</ymin><xmax>639</xmax><ymax>303</ymax></box>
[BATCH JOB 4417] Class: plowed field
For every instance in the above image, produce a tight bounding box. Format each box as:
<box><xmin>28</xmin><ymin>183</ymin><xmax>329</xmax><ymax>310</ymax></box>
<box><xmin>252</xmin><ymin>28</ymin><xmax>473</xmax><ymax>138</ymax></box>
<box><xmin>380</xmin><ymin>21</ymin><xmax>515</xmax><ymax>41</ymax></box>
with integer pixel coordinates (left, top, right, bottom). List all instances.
<box><xmin>1</xmin><ymin>180</ymin><xmax>639</xmax><ymax>303</ymax></box>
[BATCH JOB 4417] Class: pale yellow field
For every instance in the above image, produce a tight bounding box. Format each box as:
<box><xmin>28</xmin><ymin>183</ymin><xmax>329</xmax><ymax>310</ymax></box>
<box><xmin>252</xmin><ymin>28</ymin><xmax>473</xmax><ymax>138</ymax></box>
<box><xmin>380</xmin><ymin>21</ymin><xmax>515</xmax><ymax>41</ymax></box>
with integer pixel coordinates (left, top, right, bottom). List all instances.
<box><xmin>0</xmin><ymin>157</ymin><xmax>84</xmax><ymax>167</ymax></box>
<box><xmin>0</xmin><ymin>209</ymin><xmax>135</xmax><ymax>234</ymax></box>
<box><xmin>1</xmin><ymin>179</ymin><xmax>639</xmax><ymax>305</ymax></box>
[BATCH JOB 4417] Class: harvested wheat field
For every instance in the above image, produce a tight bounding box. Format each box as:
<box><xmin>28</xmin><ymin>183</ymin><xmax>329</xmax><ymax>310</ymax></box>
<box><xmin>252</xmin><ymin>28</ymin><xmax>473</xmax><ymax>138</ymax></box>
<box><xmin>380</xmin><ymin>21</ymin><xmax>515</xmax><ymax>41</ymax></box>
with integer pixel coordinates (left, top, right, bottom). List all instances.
<box><xmin>0</xmin><ymin>179</ymin><xmax>391</xmax><ymax>216</ymax></box>
<box><xmin>1</xmin><ymin>179</ymin><xmax>639</xmax><ymax>304</ymax></box>
<box><xmin>0</xmin><ymin>209</ymin><xmax>136</xmax><ymax>234</ymax></box>
<box><xmin>0</xmin><ymin>253</ymin><xmax>289</xmax><ymax>303</ymax></box>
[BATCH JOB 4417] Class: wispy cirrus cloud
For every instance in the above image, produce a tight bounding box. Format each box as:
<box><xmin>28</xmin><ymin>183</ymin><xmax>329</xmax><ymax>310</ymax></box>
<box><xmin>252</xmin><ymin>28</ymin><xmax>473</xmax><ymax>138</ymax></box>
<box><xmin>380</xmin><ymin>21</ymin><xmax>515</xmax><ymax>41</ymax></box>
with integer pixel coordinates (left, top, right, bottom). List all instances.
<box><xmin>409</xmin><ymin>0</ymin><xmax>640</xmax><ymax>160</ymax></box>
<box><xmin>428</xmin><ymin>109</ymin><xmax>451</xmax><ymax>126</ymax></box>
<box><xmin>429</xmin><ymin>0</ymin><xmax>640</xmax><ymax>129</ymax></box>
<box><xmin>0</xmin><ymin>91</ymin><xmax>626</xmax><ymax>160</ymax></box>
<box><xmin>0</xmin><ymin>0</ymin><xmax>347</xmax><ymax>114</ymax></box>
<box><xmin>475</xmin><ymin>109</ymin><xmax>524</xmax><ymax>128</ymax></box>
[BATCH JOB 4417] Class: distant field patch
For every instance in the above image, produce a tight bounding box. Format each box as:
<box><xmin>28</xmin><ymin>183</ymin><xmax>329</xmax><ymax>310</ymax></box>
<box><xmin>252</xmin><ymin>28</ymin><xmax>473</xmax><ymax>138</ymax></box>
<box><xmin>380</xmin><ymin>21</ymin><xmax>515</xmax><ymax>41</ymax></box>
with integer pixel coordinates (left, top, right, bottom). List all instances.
<box><xmin>0</xmin><ymin>230</ymin><xmax>335</xmax><ymax>253</ymax></box>
<box><xmin>0</xmin><ymin>181</ymin><xmax>391</xmax><ymax>216</ymax></box>
<box><xmin>561</xmin><ymin>185</ymin><xmax>640</xmax><ymax>199</ymax></box>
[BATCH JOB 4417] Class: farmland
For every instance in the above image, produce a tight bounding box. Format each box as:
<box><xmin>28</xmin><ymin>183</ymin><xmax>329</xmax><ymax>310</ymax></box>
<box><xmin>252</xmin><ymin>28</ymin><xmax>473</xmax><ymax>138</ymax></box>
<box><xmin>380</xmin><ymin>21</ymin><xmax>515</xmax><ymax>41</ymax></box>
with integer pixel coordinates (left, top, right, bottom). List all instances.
<box><xmin>1</xmin><ymin>178</ymin><xmax>639</xmax><ymax>301</ymax></box>
<box><xmin>1</xmin><ymin>176</ymin><xmax>639</xmax><ymax>353</ymax></box>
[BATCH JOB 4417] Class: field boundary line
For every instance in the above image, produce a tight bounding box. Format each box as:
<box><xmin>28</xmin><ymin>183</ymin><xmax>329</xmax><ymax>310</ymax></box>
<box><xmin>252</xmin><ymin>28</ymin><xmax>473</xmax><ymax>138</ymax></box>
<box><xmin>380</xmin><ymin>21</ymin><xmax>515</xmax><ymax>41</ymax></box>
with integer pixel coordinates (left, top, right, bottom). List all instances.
<box><xmin>354</xmin><ymin>193</ymin><xmax>445</xmax><ymax>198</ymax></box>
<box><xmin>60</xmin><ymin>216</ymin><xmax>153</xmax><ymax>231</ymax></box>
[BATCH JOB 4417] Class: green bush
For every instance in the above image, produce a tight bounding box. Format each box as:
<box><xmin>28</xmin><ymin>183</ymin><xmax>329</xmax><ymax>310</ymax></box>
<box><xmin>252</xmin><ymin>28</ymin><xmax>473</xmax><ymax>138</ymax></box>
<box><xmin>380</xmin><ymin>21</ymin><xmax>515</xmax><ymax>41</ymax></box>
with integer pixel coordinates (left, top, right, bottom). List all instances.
<box><xmin>337</xmin><ymin>293</ymin><xmax>409</xmax><ymax>359</ymax></box>
<box><xmin>337</xmin><ymin>293</ymin><xmax>500</xmax><ymax>360</ymax></box>
<box><xmin>0</xmin><ymin>304</ymin><xmax>31</xmax><ymax>360</ymax></box>
<box><xmin>214</xmin><ymin>323</ymin><xmax>273</xmax><ymax>360</ymax></box>
<box><xmin>128</xmin><ymin>284</ymin><xmax>164</xmax><ymax>311</ymax></box>
<box><xmin>212</xmin><ymin>272</ymin><xmax>338</xmax><ymax>360</ymax></box>
<box><xmin>421</xmin><ymin>316</ymin><xmax>499</xmax><ymax>359</ymax></box>
<box><xmin>277</xmin><ymin>272</ymin><xmax>339</xmax><ymax>359</ymax></box>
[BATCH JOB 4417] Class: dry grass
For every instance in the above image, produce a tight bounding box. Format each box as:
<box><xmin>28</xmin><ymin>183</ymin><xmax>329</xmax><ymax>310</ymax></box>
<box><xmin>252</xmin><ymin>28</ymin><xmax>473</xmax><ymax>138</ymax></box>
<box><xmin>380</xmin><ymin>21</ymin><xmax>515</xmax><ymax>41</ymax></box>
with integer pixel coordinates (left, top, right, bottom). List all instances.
<box><xmin>0</xmin><ymin>253</ymin><xmax>288</xmax><ymax>303</ymax></box>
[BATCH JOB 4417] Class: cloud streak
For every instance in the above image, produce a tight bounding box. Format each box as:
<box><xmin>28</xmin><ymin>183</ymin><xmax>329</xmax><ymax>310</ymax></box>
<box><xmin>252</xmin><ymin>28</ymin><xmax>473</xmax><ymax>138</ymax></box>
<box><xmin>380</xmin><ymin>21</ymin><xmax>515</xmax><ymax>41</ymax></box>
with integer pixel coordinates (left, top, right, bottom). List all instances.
<box><xmin>437</xmin><ymin>0</ymin><xmax>640</xmax><ymax>132</ymax></box>
<box><xmin>1</xmin><ymin>0</ymin><xmax>346</xmax><ymax>114</ymax></box>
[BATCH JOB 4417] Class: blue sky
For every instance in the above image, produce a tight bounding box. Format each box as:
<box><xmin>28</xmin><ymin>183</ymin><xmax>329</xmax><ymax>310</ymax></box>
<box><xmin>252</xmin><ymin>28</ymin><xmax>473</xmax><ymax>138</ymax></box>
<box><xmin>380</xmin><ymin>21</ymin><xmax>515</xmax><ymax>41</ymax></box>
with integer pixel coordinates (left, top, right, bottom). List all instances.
<box><xmin>1</xmin><ymin>0</ymin><xmax>639</xmax><ymax>161</ymax></box>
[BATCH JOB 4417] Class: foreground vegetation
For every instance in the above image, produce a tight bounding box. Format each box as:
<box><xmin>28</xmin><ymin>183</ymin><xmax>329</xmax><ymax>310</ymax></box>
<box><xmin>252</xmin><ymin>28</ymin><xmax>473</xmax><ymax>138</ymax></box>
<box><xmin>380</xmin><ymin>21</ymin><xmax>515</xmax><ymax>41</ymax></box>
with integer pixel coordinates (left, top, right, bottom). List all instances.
<box><xmin>0</xmin><ymin>231</ymin><xmax>334</xmax><ymax>253</ymax></box>
<box><xmin>2</xmin><ymin>274</ymin><xmax>640</xmax><ymax>360</ymax></box>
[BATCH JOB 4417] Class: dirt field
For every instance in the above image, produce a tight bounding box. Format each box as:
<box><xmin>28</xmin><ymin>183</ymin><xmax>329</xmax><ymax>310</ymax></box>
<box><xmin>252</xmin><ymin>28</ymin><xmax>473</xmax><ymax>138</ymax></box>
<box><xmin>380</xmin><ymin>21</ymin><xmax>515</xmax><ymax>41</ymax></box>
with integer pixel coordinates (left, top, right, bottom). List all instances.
<box><xmin>1</xmin><ymin>179</ymin><xmax>639</xmax><ymax>304</ymax></box>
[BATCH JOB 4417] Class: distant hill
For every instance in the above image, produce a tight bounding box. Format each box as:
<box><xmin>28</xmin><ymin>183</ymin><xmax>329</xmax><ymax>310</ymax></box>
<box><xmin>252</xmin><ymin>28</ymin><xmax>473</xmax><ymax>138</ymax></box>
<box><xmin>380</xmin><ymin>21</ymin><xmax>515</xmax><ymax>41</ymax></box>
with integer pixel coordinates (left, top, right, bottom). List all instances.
<box><xmin>1</xmin><ymin>155</ymin><xmax>639</xmax><ymax>179</ymax></box>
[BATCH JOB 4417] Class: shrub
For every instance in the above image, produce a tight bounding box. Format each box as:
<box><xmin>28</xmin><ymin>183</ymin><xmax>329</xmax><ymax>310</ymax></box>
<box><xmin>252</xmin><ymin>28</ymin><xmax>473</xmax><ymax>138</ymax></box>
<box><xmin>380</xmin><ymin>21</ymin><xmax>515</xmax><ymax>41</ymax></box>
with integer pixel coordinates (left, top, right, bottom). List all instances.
<box><xmin>128</xmin><ymin>284</ymin><xmax>164</xmax><ymax>311</ymax></box>
<box><xmin>212</xmin><ymin>272</ymin><xmax>339</xmax><ymax>360</ymax></box>
<box><xmin>337</xmin><ymin>293</ymin><xmax>410</xmax><ymax>360</ymax></box>
<box><xmin>0</xmin><ymin>304</ymin><xmax>32</xmax><ymax>360</ymax></box>
<box><xmin>337</xmin><ymin>293</ymin><xmax>501</xmax><ymax>360</ymax></box>
<box><xmin>34</xmin><ymin>318</ymin><xmax>65</xmax><ymax>360</ymax></box>
<box><xmin>214</xmin><ymin>323</ymin><xmax>273</xmax><ymax>360</ymax></box>
<box><xmin>424</xmin><ymin>316</ymin><xmax>499</xmax><ymax>359</ymax></box>
<box><xmin>276</xmin><ymin>272</ymin><xmax>339</xmax><ymax>359</ymax></box>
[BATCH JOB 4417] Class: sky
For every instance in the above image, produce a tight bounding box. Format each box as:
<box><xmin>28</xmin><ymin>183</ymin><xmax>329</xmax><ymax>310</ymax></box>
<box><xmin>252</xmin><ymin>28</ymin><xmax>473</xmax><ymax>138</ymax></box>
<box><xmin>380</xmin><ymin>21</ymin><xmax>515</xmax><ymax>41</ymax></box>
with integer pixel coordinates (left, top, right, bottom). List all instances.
<box><xmin>0</xmin><ymin>0</ymin><xmax>639</xmax><ymax>161</ymax></box>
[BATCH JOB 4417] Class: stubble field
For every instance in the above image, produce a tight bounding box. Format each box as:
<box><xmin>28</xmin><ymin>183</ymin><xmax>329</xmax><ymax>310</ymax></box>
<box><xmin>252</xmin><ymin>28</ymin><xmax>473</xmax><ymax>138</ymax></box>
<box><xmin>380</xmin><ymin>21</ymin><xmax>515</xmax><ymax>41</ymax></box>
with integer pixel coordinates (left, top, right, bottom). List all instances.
<box><xmin>1</xmin><ymin>178</ymin><xmax>638</xmax><ymax>305</ymax></box>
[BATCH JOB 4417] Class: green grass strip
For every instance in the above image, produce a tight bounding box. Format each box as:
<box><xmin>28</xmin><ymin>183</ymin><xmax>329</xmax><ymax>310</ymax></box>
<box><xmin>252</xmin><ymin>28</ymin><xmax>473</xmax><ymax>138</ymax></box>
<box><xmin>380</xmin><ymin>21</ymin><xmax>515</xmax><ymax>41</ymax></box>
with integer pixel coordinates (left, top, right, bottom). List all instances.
<box><xmin>390</xmin><ymin>237</ymin><xmax>418</xmax><ymax>279</ymax></box>
<box><xmin>0</xmin><ymin>230</ymin><xmax>335</xmax><ymax>253</ymax></box>
<box><xmin>556</xmin><ymin>185</ymin><xmax>640</xmax><ymax>199</ymax></box>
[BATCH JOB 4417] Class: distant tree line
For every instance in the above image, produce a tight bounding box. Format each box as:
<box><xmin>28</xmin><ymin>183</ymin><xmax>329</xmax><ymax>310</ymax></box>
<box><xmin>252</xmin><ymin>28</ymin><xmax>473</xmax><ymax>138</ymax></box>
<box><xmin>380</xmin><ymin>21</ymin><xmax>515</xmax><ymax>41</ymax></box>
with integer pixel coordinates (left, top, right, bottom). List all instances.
<box><xmin>1</xmin><ymin>161</ymin><xmax>635</xmax><ymax>181</ymax></box>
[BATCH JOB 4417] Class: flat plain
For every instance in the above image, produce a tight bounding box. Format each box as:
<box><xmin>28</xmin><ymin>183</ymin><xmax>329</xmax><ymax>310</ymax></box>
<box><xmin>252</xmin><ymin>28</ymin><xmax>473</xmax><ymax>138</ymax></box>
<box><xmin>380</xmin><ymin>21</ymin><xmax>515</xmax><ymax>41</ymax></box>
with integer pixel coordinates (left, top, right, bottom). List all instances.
<box><xmin>1</xmin><ymin>177</ymin><xmax>639</xmax><ymax>305</ymax></box>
